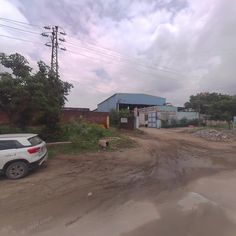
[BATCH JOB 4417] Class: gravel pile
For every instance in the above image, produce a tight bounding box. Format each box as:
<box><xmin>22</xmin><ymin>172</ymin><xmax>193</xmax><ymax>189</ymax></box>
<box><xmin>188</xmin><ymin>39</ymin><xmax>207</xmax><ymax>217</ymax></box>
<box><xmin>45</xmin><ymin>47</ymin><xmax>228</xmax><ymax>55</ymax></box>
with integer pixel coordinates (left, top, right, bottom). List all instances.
<box><xmin>193</xmin><ymin>129</ymin><xmax>232</xmax><ymax>142</ymax></box>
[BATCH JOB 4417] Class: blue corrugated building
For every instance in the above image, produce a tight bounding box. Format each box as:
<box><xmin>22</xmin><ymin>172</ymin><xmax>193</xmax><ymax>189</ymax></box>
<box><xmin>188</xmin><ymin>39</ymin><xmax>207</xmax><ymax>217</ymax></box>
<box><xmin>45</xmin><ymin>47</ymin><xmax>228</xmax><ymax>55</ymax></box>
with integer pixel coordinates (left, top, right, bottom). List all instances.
<box><xmin>97</xmin><ymin>93</ymin><xmax>166</xmax><ymax>112</ymax></box>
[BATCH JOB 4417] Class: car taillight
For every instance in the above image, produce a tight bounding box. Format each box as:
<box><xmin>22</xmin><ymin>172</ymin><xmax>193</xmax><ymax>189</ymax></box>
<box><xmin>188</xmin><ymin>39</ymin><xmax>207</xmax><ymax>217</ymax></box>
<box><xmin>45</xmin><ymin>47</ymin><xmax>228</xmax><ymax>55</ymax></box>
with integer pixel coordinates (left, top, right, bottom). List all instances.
<box><xmin>27</xmin><ymin>147</ymin><xmax>40</xmax><ymax>154</ymax></box>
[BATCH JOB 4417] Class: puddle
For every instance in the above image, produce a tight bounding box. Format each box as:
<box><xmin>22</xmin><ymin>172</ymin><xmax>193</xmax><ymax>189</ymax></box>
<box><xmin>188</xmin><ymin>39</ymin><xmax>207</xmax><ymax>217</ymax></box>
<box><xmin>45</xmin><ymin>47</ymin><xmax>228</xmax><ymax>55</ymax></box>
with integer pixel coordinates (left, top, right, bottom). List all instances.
<box><xmin>149</xmin><ymin>150</ymin><xmax>224</xmax><ymax>187</ymax></box>
<box><xmin>121</xmin><ymin>202</ymin><xmax>236</xmax><ymax>236</ymax></box>
<box><xmin>122</xmin><ymin>192</ymin><xmax>236</xmax><ymax>236</ymax></box>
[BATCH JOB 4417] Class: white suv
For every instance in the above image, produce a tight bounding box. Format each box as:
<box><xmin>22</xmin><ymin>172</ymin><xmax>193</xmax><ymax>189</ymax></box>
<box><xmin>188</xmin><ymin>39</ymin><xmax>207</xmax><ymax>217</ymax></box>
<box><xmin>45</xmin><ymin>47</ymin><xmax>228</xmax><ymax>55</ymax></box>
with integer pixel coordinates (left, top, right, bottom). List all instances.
<box><xmin>0</xmin><ymin>134</ymin><xmax>48</xmax><ymax>179</ymax></box>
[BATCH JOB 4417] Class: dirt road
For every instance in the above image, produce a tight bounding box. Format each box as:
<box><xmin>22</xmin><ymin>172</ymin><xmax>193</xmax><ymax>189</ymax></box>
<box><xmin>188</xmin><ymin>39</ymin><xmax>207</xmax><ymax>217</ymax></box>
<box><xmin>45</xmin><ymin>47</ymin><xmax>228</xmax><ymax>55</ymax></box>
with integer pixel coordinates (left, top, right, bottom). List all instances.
<box><xmin>1</xmin><ymin>128</ymin><xmax>236</xmax><ymax>236</ymax></box>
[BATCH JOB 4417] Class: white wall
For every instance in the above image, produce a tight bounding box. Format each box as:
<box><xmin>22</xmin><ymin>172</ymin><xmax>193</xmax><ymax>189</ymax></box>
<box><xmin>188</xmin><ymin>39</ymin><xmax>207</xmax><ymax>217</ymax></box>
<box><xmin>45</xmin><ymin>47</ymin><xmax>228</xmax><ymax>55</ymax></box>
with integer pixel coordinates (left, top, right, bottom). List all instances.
<box><xmin>177</xmin><ymin>112</ymin><xmax>199</xmax><ymax>120</ymax></box>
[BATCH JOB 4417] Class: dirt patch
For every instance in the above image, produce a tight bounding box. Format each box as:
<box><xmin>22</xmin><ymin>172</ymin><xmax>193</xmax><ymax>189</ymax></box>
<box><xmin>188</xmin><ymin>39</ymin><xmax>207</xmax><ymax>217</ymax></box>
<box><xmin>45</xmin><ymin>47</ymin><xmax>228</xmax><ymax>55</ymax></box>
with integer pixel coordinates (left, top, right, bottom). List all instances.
<box><xmin>0</xmin><ymin>128</ymin><xmax>236</xmax><ymax>236</ymax></box>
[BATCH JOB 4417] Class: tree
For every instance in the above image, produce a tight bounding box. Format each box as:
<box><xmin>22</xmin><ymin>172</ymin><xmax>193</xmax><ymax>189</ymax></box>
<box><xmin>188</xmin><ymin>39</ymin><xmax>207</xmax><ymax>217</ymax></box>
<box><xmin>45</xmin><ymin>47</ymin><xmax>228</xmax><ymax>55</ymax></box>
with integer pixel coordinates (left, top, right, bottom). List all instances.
<box><xmin>33</xmin><ymin>61</ymin><xmax>73</xmax><ymax>129</ymax></box>
<box><xmin>0</xmin><ymin>53</ymin><xmax>73</xmax><ymax>128</ymax></box>
<box><xmin>209</xmin><ymin>96</ymin><xmax>236</xmax><ymax>128</ymax></box>
<box><xmin>185</xmin><ymin>92</ymin><xmax>231</xmax><ymax>114</ymax></box>
<box><xmin>0</xmin><ymin>53</ymin><xmax>32</xmax><ymax>79</ymax></box>
<box><xmin>185</xmin><ymin>92</ymin><xmax>236</xmax><ymax>128</ymax></box>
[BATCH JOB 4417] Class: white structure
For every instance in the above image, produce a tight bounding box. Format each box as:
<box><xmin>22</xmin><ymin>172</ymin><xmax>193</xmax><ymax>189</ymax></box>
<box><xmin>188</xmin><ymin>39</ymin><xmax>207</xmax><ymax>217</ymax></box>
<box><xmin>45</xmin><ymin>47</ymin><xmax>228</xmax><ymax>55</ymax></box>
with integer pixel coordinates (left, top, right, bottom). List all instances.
<box><xmin>138</xmin><ymin>105</ymin><xmax>198</xmax><ymax>128</ymax></box>
<box><xmin>177</xmin><ymin>111</ymin><xmax>199</xmax><ymax>120</ymax></box>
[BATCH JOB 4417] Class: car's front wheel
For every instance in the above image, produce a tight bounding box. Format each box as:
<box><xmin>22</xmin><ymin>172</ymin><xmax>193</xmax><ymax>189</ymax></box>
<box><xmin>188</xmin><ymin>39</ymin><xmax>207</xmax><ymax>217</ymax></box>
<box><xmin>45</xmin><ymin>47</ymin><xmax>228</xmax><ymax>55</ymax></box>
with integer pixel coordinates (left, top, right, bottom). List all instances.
<box><xmin>5</xmin><ymin>161</ymin><xmax>29</xmax><ymax>179</ymax></box>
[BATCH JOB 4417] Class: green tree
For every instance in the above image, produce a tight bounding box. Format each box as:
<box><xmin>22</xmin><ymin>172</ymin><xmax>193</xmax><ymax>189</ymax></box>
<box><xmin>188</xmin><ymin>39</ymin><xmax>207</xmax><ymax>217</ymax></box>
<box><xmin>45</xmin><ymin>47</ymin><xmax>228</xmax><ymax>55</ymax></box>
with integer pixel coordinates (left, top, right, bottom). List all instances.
<box><xmin>185</xmin><ymin>92</ymin><xmax>236</xmax><ymax>129</ymax></box>
<box><xmin>0</xmin><ymin>53</ymin><xmax>32</xmax><ymax>79</ymax></box>
<box><xmin>185</xmin><ymin>92</ymin><xmax>231</xmax><ymax>114</ymax></box>
<box><xmin>209</xmin><ymin>96</ymin><xmax>236</xmax><ymax>128</ymax></box>
<box><xmin>0</xmin><ymin>53</ymin><xmax>73</xmax><ymax>129</ymax></box>
<box><xmin>34</xmin><ymin>61</ymin><xmax>73</xmax><ymax>129</ymax></box>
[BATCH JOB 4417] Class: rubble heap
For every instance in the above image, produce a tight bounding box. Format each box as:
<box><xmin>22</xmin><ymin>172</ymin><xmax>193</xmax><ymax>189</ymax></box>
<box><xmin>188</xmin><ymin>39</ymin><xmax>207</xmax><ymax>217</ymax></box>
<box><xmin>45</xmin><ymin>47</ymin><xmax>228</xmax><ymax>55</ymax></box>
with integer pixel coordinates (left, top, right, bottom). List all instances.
<box><xmin>193</xmin><ymin>129</ymin><xmax>232</xmax><ymax>142</ymax></box>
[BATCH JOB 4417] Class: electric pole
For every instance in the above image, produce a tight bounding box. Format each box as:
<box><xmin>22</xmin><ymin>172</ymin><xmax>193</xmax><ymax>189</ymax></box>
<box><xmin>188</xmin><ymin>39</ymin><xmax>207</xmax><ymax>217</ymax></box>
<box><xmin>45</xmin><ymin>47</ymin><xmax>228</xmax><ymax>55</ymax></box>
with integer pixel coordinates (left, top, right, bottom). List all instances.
<box><xmin>51</xmin><ymin>26</ymin><xmax>58</xmax><ymax>78</ymax></box>
<box><xmin>41</xmin><ymin>26</ymin><xmax>66</xmax><ymax>79</ymax></box>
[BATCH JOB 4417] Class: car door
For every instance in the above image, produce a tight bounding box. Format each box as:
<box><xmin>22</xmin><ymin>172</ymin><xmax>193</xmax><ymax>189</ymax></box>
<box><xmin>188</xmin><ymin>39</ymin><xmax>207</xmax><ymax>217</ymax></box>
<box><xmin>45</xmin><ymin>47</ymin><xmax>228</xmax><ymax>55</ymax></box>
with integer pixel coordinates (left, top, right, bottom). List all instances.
<box><xmin>0</xmin><ymin>141</ymin><xmax>17</xmax><ymax>169</ymax></box>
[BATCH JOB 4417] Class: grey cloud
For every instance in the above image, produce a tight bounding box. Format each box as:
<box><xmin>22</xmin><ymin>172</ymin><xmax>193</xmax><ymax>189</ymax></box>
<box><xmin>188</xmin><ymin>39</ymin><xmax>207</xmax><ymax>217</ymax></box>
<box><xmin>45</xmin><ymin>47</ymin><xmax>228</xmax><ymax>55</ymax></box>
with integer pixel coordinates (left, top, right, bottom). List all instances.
<box><xmin>3</xmin><ymin>0</ymin><xmax>236</xmax><ymax>109</ymax></box>
<box><xmin>93</xmin><ymin>68</ymin><xmax>111</xmax><ymax>82</ymax></box>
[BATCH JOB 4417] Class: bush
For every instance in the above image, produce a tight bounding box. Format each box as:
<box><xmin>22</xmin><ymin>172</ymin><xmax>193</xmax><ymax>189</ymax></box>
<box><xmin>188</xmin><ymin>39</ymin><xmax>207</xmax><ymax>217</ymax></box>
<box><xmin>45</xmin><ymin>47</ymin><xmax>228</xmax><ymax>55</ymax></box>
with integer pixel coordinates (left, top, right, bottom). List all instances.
<box><xmin>0</xmin><ymin>120</ymin><xmax>114</xmax><ymax>144</ymax></box>
<box><xmin>109</xmin><ymin>109</ymin><xmax>120</xmax><ymax>127</ymax></box>
<box><xmin>61</xmin><ymin>120</ymin><xmax>113</xmax><ymax>145</ymax></box>
<box><xmin>39</xmin><ymin>125</ymin><xmax>63</xmax><ymax>142</ymax></box>
<box><xmin>0</xmin><ymin>125</ymin><xmax>22</xmax><ymax>134</ymax></box>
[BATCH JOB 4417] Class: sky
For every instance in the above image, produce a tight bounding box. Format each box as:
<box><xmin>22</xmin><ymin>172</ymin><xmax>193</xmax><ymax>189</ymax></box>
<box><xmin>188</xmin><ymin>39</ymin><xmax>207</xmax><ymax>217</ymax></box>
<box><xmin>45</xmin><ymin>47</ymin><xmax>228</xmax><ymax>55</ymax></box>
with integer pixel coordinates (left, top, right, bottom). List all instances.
<box><xmin>0</xmin><ymin>0</ymin><xmax>236</xmax><ymax>110</ymax></box>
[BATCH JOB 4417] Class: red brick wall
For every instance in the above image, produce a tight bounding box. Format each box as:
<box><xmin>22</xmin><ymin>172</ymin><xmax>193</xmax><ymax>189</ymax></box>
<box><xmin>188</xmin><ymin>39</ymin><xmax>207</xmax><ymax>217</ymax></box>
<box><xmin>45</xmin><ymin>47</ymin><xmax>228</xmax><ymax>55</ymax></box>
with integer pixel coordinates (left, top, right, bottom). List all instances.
<box><xmin>0</xmin><ymin>110</ymin><xmax>109</xmax><ymax>128</ymax></box>
<box><xmin>0</xmin><ymin>112</ymin><xmax>9</xmax><ymax>124</ymax></box>
<box><xmin>61</xmin><ymin>110</ymin><xmax>109</xmax><ymax>128</ymax></box>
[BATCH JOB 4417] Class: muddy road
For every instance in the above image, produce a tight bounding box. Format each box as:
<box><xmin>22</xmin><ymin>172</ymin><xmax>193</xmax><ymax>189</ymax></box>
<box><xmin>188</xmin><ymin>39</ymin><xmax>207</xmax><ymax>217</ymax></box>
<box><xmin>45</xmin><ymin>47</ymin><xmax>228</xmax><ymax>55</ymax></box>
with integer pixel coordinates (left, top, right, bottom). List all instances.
<box><xmin>1</xmin><ymin>128</ymin><xmax>236</xmax><ymax>236</ymax></box>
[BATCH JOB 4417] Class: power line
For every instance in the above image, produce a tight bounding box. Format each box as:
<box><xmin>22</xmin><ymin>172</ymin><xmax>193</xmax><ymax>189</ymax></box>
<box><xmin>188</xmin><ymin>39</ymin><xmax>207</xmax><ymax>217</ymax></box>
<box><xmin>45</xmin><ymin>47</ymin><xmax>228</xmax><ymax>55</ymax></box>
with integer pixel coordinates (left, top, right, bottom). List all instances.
<box><xmin>0</xmin><ymin>24</ymin><xmax>180</xmax><ymax>77</ymax></box>
<box><xmin>66</xmin><ymin>48</ymin><xmax>179</xmax><ymax>81</ymax></box>
<box><xmin>0</xmin><ymin>33</ymin><xmax>179</xmax><ymax>82</ymax></box>
<box><xmin>69</xmin><ymin>38</ymin><xmax>182</xmax><ymax>74</ymax></box>
<box><xmin>0</xmin><ymin>35</ymin><xmax>180</xmax><ymax>81</ymax></box>
<box><xmin>0</xmin><ymin>34</ymin><xmax>42</xmax><ymax>44</ymax></box>
<box><xmin>0</xmin><ymin>19</ymin><xmax>182</xmax><ymax>79</ymax></box>
<box><xmin>0</xmin><ymin>23</ymin><xmax>41</xmax><ymax>35</ymax></box>
<box><xmin>0</xmin><ymin>17</ymin><xmax>42</xmax><ymax>28</ymax></box>
<box><xmin>0</xmin><ymin>20</ymin><xmax>66</xmax><ymax>79</ymax></box>
<box><xmin>66</xmin><ymin>40</ymin><xmax>183</xmax><ymax>77</ymax></box>
<box><xmin>71</xmin><ymin>37</ymin><xmax>233</xmax><ymax>63</ymax></box>
<box><xmin>66</xmin><ymin>42</ymin><xmax>183</xmax><ymax>77</ymax></box>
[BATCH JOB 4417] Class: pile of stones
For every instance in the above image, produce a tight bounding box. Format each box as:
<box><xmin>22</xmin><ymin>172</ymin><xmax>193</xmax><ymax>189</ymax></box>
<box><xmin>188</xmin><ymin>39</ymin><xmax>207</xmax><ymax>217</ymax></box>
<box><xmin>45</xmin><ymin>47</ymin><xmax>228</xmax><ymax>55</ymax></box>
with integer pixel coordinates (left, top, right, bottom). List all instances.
<box><xmin>193</xmin><ymin>129</ymin><xmax>232</xmax><ymax>142</ymax></box>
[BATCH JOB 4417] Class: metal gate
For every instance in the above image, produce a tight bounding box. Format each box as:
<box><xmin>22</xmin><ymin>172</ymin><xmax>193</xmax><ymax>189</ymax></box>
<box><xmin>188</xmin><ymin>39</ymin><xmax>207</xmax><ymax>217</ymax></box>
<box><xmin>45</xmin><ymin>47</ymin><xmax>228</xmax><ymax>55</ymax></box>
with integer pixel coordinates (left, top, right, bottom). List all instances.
<box><xmin>148</xmin><ymin>112</ymin><xmax>157</xmax><ymax>128</ymax></box>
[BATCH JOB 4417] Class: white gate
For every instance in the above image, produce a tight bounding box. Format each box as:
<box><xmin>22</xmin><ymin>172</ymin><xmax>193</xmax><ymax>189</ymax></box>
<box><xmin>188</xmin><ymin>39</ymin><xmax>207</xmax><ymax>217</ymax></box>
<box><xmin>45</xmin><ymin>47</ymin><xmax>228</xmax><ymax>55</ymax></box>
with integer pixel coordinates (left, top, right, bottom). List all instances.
<box><xmin>148</xmin><ymin>112</ymin><xmax>157</xmax><ymax>128</ymax></box>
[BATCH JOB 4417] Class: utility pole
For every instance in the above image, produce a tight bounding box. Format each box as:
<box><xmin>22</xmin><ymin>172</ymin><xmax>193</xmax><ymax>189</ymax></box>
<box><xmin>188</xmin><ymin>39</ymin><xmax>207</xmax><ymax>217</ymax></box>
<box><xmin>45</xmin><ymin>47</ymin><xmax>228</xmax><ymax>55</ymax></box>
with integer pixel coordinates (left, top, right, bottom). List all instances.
<box><xmin>51</xmin><ymin>26</ymin><xmax>58</xmax><ymax>78</ymax></box>
<box><xmin>41</xmin><ymin>26</ymin><xmax>66</xmax><ymax>79</ymax></box>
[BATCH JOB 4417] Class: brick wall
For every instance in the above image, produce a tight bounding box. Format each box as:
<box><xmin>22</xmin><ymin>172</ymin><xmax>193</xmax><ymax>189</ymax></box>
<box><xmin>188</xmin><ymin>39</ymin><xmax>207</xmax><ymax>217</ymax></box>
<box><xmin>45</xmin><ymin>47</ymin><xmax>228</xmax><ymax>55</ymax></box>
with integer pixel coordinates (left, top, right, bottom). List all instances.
<box><xmin>61</xmin><ymin>109</ymin><xmax>109</xmax><ymax>128</ymax></box>
<box><xmin>0</xmin><ymin>109</ymin><xmax>110</xmax><ymax>128</ymax></box>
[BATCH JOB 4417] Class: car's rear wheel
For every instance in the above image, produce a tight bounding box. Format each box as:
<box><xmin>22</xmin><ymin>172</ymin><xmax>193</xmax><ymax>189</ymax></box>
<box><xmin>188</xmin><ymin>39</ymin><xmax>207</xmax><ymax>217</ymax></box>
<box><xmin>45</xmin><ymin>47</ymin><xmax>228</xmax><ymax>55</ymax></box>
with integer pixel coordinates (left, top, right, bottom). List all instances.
<box><xmin>5</xmin><ymin>161</ymin><xmax>29</xmax><ymax>179</ymax></box>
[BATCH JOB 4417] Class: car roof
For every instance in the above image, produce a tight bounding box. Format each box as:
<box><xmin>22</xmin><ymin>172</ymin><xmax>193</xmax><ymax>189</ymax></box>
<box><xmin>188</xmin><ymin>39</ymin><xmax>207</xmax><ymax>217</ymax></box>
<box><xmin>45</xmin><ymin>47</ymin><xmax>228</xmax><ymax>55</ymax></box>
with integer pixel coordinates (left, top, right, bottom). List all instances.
<box><xmin>0</xmin><ymin>133</ymin><xmax>37</xmax><ymax>139</ymax></box>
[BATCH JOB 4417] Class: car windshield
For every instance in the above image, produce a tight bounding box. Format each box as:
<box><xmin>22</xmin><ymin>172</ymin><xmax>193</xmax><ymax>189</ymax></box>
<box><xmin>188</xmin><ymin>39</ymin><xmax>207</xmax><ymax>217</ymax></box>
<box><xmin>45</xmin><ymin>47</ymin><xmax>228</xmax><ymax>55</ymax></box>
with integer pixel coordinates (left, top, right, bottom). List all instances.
<box><xmin>28</xmin><ymin>136</ymin><xmax>42</xmax><ymax>146</ymax></box>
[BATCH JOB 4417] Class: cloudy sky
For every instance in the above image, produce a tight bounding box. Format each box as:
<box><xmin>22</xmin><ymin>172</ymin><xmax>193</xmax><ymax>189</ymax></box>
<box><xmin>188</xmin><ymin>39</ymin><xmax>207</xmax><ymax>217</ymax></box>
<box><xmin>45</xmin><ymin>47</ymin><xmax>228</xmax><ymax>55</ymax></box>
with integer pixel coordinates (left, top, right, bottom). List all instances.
<box><xmin>0</xmin><ymin>0</ymin><xmax>236</xmax><ymax>109</ymax></box>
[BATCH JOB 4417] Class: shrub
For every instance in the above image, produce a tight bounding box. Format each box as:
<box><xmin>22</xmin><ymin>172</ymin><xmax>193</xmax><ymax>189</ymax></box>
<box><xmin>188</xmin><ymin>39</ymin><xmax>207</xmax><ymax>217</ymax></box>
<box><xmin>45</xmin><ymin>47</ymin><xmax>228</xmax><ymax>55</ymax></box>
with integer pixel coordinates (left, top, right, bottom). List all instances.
<box><xmin>0</xmin><ymin>125</ymin><xmax>22</xmax><ymax>134</ymax></box>
<box><xmin>62</xmin><ymin>120</ymin><xmax>113</xmax><ymax>144</ymax></box>
<box><xmin>0</xmin><ymin>120</ymin><xmax>114</xmax><ymax>144</ymax></box>
<box><xmin>109</xmin><ymin>109</ymin><xmax>120</xmax><ymax>127</ymax></box>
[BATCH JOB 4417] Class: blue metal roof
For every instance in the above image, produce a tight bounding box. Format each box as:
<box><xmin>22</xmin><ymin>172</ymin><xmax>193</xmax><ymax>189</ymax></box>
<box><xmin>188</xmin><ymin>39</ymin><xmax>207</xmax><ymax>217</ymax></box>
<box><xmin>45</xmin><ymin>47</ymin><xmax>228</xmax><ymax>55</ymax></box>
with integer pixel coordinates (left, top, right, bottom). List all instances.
<box><xmin>98</xmin><ymin>93</ymin><xmax>166</xmax><ymax>106</ymax></box>
<box><xmin>97</xmin><ymin>93</ymin><xmax>166</xmax><ymax>112</ymax></box>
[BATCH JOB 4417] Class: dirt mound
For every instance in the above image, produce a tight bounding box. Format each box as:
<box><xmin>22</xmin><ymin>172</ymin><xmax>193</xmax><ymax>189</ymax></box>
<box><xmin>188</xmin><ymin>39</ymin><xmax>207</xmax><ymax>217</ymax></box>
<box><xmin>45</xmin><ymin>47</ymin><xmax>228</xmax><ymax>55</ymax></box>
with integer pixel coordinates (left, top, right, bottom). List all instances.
<box><xmin>193</xmin><ymin>129</ymin><xmax>232</xmax><ymax>142</ymax></box>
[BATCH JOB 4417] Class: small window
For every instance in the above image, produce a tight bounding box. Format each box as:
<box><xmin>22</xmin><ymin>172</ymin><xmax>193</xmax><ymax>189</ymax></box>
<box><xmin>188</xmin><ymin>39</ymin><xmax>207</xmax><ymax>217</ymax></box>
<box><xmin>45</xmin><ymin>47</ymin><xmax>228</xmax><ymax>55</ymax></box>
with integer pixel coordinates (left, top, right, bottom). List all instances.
<box><xmin>28</xmin><ymin>136</ymin><xmax>42</xmax><ymax>146</ymax></box>
<box><xmin>0</xmin><ymin>140</ymin><xmax>20</xmax><ymax>150</ymax></box>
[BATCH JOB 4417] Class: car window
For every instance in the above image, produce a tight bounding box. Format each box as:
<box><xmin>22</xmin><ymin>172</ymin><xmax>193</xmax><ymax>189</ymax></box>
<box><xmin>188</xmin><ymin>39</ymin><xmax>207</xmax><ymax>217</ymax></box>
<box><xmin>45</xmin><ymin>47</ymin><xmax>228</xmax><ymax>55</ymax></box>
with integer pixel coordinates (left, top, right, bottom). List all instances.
<box><xmin>28</xmin><ymin>136</ymin><xmax>43</xmax><ymax>146</ymax></box>
<box><xmin>0</xmin><ymin>140</ymin><xmax>20</xmax><ymax>150</ymax></box>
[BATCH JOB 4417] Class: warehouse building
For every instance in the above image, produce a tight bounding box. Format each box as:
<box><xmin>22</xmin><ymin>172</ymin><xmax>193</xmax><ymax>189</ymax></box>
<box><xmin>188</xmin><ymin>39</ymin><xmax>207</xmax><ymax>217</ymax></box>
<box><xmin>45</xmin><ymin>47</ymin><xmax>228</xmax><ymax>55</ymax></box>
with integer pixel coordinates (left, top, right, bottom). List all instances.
<box><xmin>97</xmin><ymin>93</ymin><xmax>166</xmax><ymax>112</ymax></box>
<box><xmin>138</xmin><ymin>105</ymin><xmax>199</xmax><ymax>128</ymax></box>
